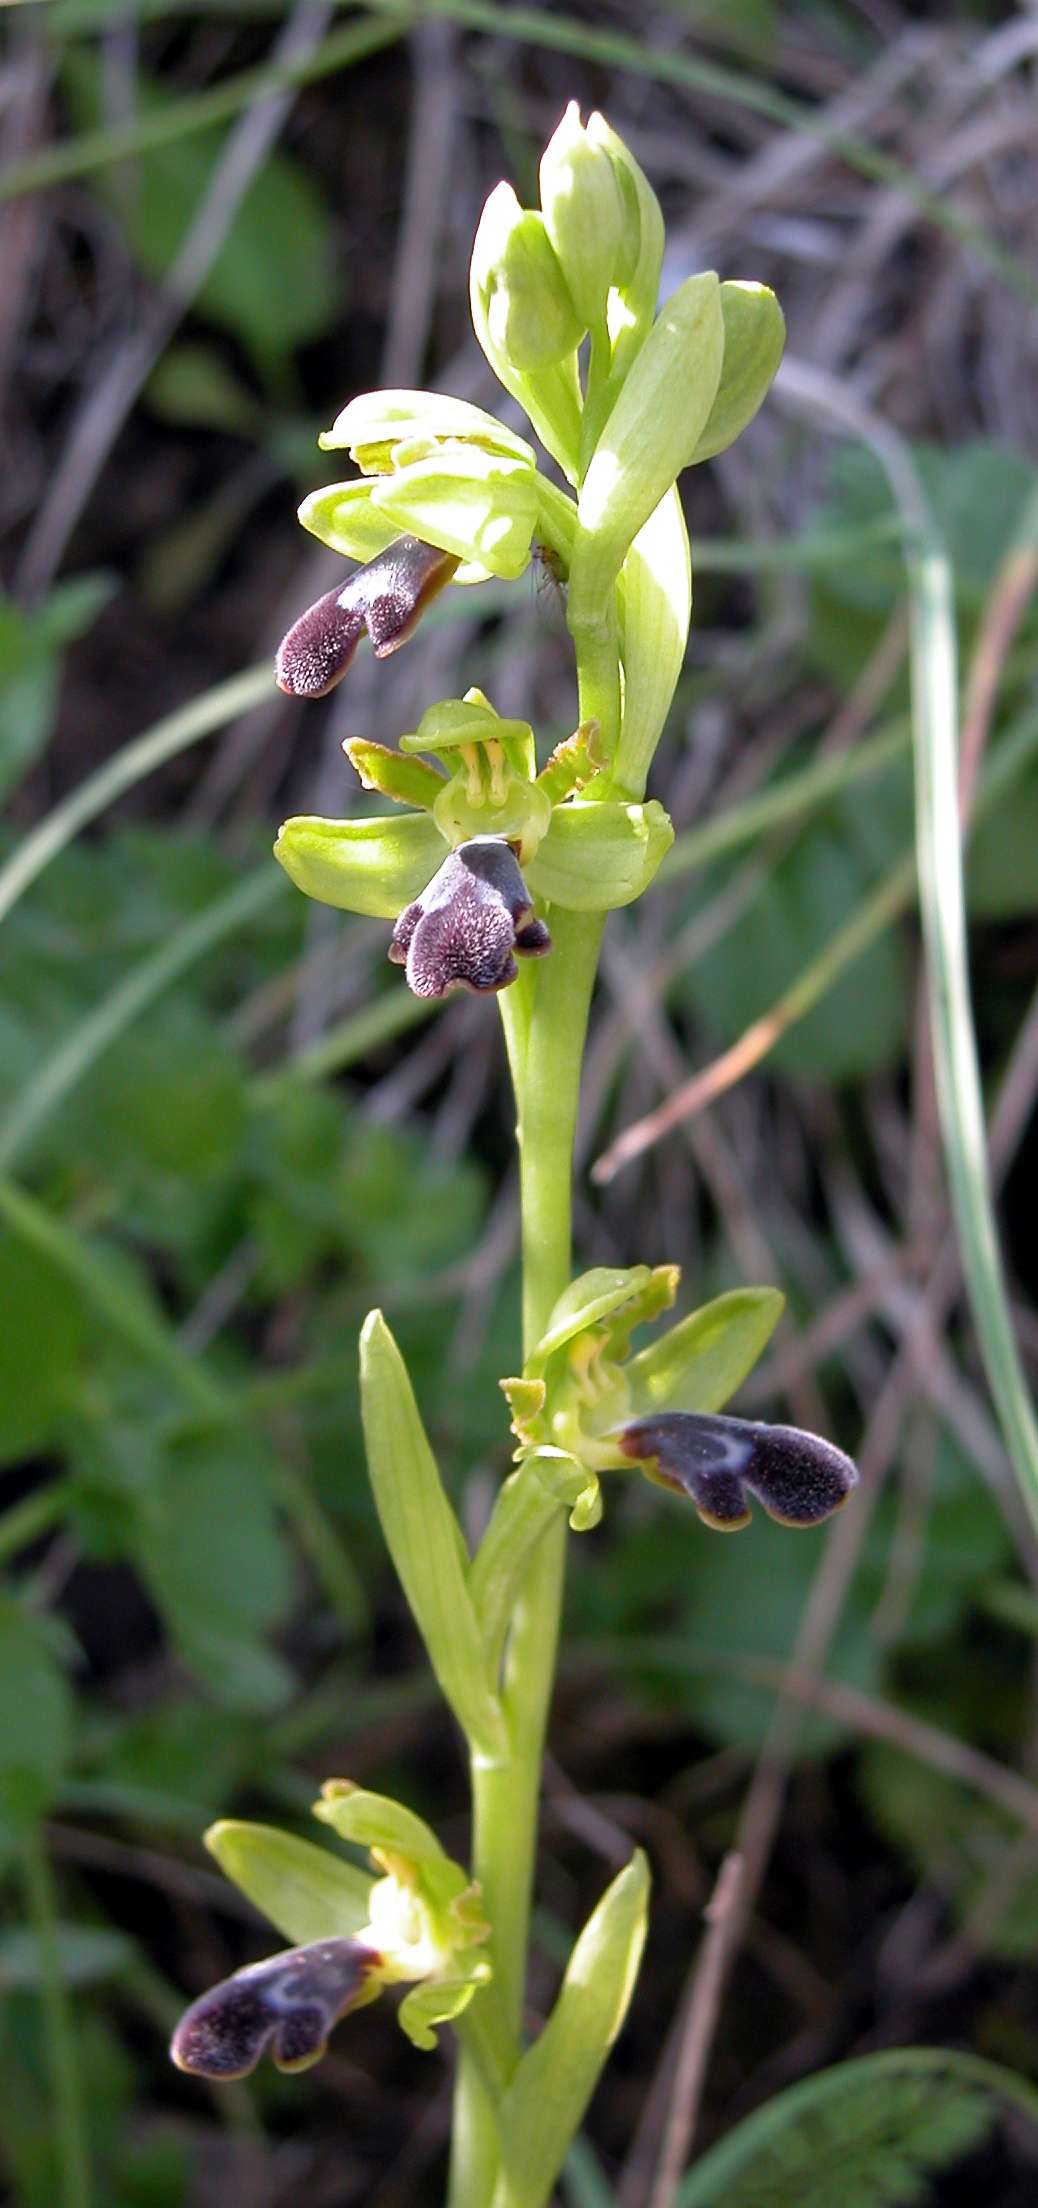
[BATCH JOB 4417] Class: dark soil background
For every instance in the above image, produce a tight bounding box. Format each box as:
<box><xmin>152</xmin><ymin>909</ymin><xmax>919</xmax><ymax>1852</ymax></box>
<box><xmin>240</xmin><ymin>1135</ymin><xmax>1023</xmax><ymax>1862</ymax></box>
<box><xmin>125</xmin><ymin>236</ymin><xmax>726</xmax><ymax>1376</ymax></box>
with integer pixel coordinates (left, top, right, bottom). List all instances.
<box><xmin>3</xmin><ymin>2</ymin><xmax>1038</xmax><ymax>2203</ymax></box>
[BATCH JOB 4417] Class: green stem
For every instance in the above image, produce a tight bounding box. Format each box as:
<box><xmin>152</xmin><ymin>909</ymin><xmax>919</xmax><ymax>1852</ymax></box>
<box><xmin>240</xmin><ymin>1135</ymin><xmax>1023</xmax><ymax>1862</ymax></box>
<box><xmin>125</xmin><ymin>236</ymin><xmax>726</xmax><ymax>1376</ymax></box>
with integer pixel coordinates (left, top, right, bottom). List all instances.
<box><xmin>20</xmin><ymin>1827</ymin><xmax>92</xmax><ymax>2208</ymax></box>
<box><xmin>450</xmin><ymin>913</ymin><xmax>603</xmax><ymax>2207</ymax></box>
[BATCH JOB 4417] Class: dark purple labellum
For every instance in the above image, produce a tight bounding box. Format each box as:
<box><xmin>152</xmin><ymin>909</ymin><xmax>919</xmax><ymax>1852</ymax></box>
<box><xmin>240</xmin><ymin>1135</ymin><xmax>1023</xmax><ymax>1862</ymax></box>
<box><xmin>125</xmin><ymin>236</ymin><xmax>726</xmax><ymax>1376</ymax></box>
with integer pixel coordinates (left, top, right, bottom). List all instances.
<box><xmin>275</xmin><ymin>535</ymin><xmax>460</xmax><ymax>699</ymax></box>
<box><xmin>614</xmin><ymin>1410</ymin><xmax>858</xmax><ymax>1531</ymax></box>
<box><xmin>389</xmin><ymin>836</ymin><xmax>551</xmax><ymax>999</ymax></box>
<box><xmin>170</xmin><ymin>1937</ymin><xmax>382</xmax><ymax>2081</ymax></box>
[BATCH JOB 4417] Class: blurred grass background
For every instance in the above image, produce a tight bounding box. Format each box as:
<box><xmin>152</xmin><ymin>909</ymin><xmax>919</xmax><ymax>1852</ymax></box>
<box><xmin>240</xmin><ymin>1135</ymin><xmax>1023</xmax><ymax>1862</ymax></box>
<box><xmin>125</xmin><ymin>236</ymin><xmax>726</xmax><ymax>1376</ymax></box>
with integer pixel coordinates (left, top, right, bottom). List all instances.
<box><xmin>3</xmin><ymin>1</ymin><xmax>1038</xmax><ymax>2202</ymax></box>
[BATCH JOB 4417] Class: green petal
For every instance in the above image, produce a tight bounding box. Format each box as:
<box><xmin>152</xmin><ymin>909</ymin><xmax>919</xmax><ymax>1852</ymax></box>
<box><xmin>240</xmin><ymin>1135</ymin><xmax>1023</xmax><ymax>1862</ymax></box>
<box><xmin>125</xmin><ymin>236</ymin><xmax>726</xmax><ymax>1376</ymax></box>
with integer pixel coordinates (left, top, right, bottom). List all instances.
<box><xmin>397</xmin><ymin>1959</ymin><xmax>492</xmax><ymax>2051</ymax></box>
<box><xmin>205</xmin><ymin>1820</ymin><xmax>373</xmax><ymax>1945</ymax></box>
<box><xmin>343</xmin><ymin>739</ymin><xmax>446</xmax><ymax>811</ymax></box>
<box><xmin>624</xmin><ymin>1286</ymin><xmax>785</xmax><ymax>1418</ymax></box>
<box><xmin>313</xmin><ymin>1782</ymin><xmax>446</xmax><ymax>1865</ymax></box>
<box><xmin>689</xmin><ymin>281</ymin><xmax>786</xmax><ymax>465</ymax></box>
<box><xmin>527</xmin><ymin>798</ymin><xmax>673</xmax><ymax>910</ymax></box>
<box><xmin>319</xmin><ymin>387</ymin><xmax>535</xmax><ymax>470</ymax></box>
<box><xmin>273</xmin><ymin>812</ymin><xmax>443</xmax><ymax>919</ymax></box>
<box><xmin>372</xmin><ymin>451</ymin><xmax>539</xmax><ymax>581</ymax></box>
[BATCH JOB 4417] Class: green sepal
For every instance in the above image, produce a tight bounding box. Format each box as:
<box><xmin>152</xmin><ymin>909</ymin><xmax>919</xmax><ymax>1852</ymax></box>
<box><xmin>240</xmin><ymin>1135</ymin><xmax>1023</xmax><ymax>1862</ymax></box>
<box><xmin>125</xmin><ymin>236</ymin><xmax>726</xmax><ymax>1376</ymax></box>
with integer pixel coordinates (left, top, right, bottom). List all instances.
<box><xmin>492</xmin><ymin>1852</ymin><xmax>650</xmax><ymax>2208</ymax></box>
<box><xmin>398</xmin><ymin>1958</ymin><xmax>493</xmax><ymax>2052</ymax></box>
<box><xmin>273</xmin><ymin>811</ymin><xmax>443</xmax><ymax>919</ymax></box>
<box><xmin>299</xmin><ymin>477</ymin><xmax>492</xmax><ymax>586</ymax></box>
<box><xmin>688</xmin><ymin>281</ymin><xmax>786</xmax><ymax>465</ymax></box>
<box><xmin>371</xmin><ymin>450</ymin><xmax>539</xmax><ymax>581</ymax></box>
<box><xmin>535</xmin><ymin>722</ymin><xmax>604</xmax><ymax>804</ymax></box>
<box><xmin>319</xmin><ymin>387</ymin><xmax>535</xmax><ymax>471</ymax></box>
<box><xmin>526</xmin><ymin>798</ymin><xmax>673</xmax><ymax>911</ymax></box>
<box><xmin>571</xmin><ymin>272</ymin><xmax>724</xmax><ymax>613</ymax></box>
<box><xmin>623</xmin><ymin>1285</ymin><xmax>785</xmax><ymax>1419</ymax></box>
<box><xmin>359</xmin><ymin>1311</ymin><xmax>508</xmax><ymax>1762</ymax></box>
<box><xmin>399</xmin><ymin>693</ymin><xmax>535</xmax><ymax>761</ymax></box>
<box><xmin>297</xmin><ymin>480</ymin><xmax>400</xmax><ymax>564</ymax></box>
<box><xmin>205</xmin><ymin>1819</ymin><xmax>374</xmax><ymax>1945</ymax></box>
<box><xmin>529</xmin><ymin>1446</ymin><xmax>601</xmax><ymax>1532</ymax></box>
<box><xmin>612</xmin><ymin>487</ymin><xmax>692</xmax><ymax>799</ymax></box>
<box><xmin>343</xmin><ymin>738</ymin><xmax>445</xmax><ymax>811</ymax></box>
<box><xmin>313</xmin><ymin>1781</ymin><xmax>445</xmax><ymax>1865</ymax></box>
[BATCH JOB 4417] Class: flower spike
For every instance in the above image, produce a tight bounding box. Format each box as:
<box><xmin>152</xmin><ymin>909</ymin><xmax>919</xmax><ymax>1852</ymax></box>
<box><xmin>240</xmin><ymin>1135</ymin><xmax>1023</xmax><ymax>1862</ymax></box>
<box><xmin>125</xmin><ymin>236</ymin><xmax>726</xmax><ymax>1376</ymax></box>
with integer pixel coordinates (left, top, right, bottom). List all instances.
<box><xmin>613</xmin><ymin>1410</ymin><xmax>858</xmax><ymax>1531</ymax></box>
<box><xmin>275</xmin><ymin>535</ymin><xmax>459</xmax><ymax>699</ymax></box>
<box><xmin>389</xmin><ymin>835</ymin><xmax>550</xmax><ymax>999</ymax></box>
<box><xmin>170</xmin><ymin>1937</ymin><xmax>382</xmax><ymax>2081</ymax></box>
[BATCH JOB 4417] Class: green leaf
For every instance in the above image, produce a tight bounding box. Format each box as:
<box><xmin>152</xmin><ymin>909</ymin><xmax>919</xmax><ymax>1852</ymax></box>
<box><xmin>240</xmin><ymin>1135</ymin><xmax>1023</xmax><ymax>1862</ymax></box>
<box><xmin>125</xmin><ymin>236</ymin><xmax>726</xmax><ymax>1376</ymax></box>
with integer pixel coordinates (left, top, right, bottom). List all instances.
<box><xmin>528</xmin><ymin>799</ymin><xmax>673</xmax><ymax>910</ymax></box>
<box><xmin>359</xmin><ymin>1312</ymin><xmax>507</xmax><ymax>1760</ymax></box>
<box><xmin>205</xmin><ymin>1820</ymin><xmax>373</xmax><ymax>1944</ymax></box>
<box><xmin>145</xmin><ymin>343</ymin><xmax>262</xmax><ymax>436</ymax></box>
<box><xmin>493</xmin><ymin>1853</ymin><xmax>650</xmax><ymax>2208</ymax></box>
<box><xmin>135</xmin><ymin>1440</ymin><xmax>293</xmax><ymax>1714</ymax></box>
<box><xmin>689</xmin><ymin>281</ymin><xmax>785</xmax><ymax>465</ymax></box>
<box><xmin>625</xmin><ymin>1287</ymin><xmax>784</xmax><ymax>1417</ymax></box>
<box><xmin>613</xmin><ymin>486</ymin><xmax>692</xmax><ymax>797</ymax></box>
<box><xmin>676</xmin><ymin>2047</ymin><xmax>1038</xmax><ymax>2208</ymax></box>
<box><xmin>573</xmin><ymin>272</ymin><xmax>724</xmax><ymax>602</ymax></box>
<box><xmin>274</xmin><ymin>811</ymin><xmax>443</xmax><ymax>919</ymax></box>
<box><xmin>0</xmin><ymin>1925</ymin><xmax>133</xmax><ymax>1989</ymax></box>
<box><xmin>0</xmin><ymin>1236</ymin><xmax>85</xmax><ymax>1466</ymax></box>
<box><xmin>0</xmin><ymin>578</ymin><xmax>113</xmax><ymax>805</ymax></box>
<box><xmin>0</xmin><ymin>1598</ymin><xmax>72</xmax><ymax>1832</ymax></box>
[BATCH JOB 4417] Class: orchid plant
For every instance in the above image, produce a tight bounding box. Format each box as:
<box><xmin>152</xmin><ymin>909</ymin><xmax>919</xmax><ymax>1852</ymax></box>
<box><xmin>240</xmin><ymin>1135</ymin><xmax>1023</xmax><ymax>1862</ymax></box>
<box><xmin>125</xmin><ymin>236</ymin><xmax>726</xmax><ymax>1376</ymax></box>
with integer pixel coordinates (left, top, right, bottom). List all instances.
<box><xmin>170</xmin><ymin>107</ymin><xmax>857</xmax><ymax>2205</ymax></box>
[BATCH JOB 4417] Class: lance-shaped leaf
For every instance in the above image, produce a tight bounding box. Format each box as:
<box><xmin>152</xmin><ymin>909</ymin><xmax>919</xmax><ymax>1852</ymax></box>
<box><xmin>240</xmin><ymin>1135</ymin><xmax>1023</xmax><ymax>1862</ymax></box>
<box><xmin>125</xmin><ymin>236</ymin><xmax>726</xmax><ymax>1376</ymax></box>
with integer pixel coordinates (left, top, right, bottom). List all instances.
<box><xmin>359</xmin><ymin>1311</ymin><xmax>507</xmax><ymax>1761</ymax></box>
<box><xmin>319</xmin><ymin>388</ymin><xmax>536</xmax><ymax>471</ymax></box>
<box><xmin>688</xmin><ymin>281</ymin><xmax>785</xmax><ymax>465</ymax></box>
<box><xmin>371</xmin><ymin>449</ymin><xmax>540</xmax><ymax>582</ymax></box>
<box><xmin>612</xmin><ymin>486</ymin><xmax>692</xmax><ymax>799</ymax></box>
<box><xmin>570</xmin><ymin>272</ymin><xmax>724</xmax><ymax>620</ymax></box>
<box><xmin>273</xmin><ymin>811</ymin><xmax>443</xmax><ymax>919</ymax></box>
<box><xmin>205</xmin><ymin>1820</ymin><xmax>374</xmax><ymax>1946</ymax></box>
<box><xmin>624</xmin><ymin>1286</ymin><xmax>784</xmax><ymax>1419</ymax></box>
<box><xmin>527</xmin><ymin>798</ymin><xmax>673</xmax><ymax>911</ymax></box>
<box><xmin>492</xmin><ymin>1852</ymin><xmax>650</xmax><ymax>2208</ymax></box>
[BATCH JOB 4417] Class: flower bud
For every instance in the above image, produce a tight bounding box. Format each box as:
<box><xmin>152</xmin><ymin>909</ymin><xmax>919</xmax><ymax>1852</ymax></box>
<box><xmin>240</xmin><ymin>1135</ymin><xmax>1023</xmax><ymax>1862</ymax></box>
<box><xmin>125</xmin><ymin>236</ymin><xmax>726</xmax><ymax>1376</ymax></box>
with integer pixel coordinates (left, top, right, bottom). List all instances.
<box><xmin>539</xmin><ymin>102</ymin><xmax>631</xmax><ymax>332</ymax></box>
<box><xmin>471</xmin><ymin>182</ymin><xmax>584</xmax><ymax>373</ymax></box>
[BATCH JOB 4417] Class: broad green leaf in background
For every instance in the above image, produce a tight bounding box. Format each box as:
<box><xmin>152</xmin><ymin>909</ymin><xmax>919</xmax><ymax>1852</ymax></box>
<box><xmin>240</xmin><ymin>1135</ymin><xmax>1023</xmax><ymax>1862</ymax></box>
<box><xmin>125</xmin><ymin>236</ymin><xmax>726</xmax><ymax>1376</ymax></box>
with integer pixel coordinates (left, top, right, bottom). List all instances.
<box><xmin>0</xmin><ymin>1598</ymin><xmax>73</xmax><ymax>1836</ymax></box>
<box><xmin>0</xmin><ymin>1238</ymin><xmax>85</xmax><ymax>1466</ymax></box>
<box><xmin>677</xmin><ymin>2046</ymin><xmax>1038</xmax><ymax>2208</ymax></box>
<box><xmin>0</xmin><ymin>578</ymin><xmax>113</xmax><ymax>805</ymax></box>
<box><xmin>135</xmin><ymin>1438</ymin><xmax>294</xmax><ymax>1713</ymax></box>
<box><xmin>61</xmin><ymin>54</ymin><xmax>338</xmax><ymax>368</ymax></box>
